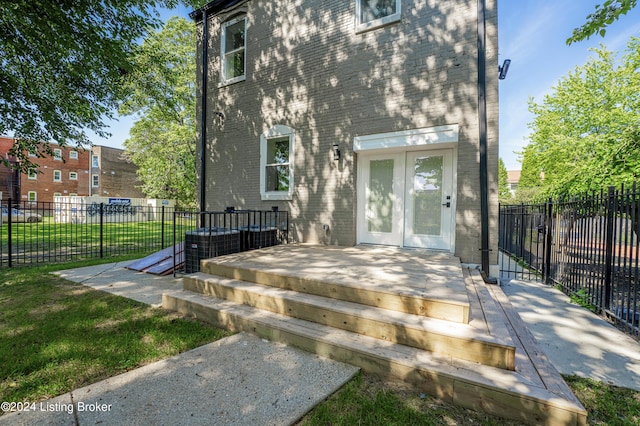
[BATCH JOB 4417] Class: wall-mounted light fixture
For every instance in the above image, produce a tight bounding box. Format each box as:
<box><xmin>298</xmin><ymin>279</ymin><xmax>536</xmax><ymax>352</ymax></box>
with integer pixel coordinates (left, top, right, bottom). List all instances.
<box><xmin>332</xmin><ymin>144</ymin><xmax>341</xmax><ymax>161</ymax></box>
<box><xmin>498</xmin><ymin>59</ymin><xmax>511</xmax><ymax>80</ymax></box>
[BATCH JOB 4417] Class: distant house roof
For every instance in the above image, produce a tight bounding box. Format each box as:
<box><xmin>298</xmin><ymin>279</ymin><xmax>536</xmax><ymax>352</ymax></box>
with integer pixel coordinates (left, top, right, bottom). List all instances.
<box><xmin>507</xmin><ymin>170</ymin><xmax>520</xmax><ymax>184</ymax></box>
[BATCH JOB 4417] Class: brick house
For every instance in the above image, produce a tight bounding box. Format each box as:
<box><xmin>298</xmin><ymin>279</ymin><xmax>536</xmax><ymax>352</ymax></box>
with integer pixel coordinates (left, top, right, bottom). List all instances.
<box><xmin>191</xmin><ymin>0</ymin><xmax>500</xmax><ymax>270</ymax></box>
<box><xmin>90</xmin><ymin>145</ymin><xmax>145</xmax><ymax>199</ymax></box>
<box><xmin>0</xmin><ymin>136</ymin><xmax>20</xmax><ymax>202</ymax></box>
<box><xmin>0</xmin><ymin>137</ymin><xmax>145</xmax><ymax>204</ymax></box>
<box><xmin>0</xmin><ymin>137</ymin><xmax>91</xmax><ymax>204</ymax></box>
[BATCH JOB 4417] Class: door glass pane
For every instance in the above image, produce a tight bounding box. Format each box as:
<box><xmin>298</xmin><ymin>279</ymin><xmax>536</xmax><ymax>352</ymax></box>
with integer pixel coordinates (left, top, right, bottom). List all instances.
<box><xmin>412</xmin><ymin>156</ymin><xmax>443</xmax><ymax>235</ymax></box>
<box><xmin>368</xmin><ymin>159</ymin><xmax>394</xmax><ymax>233</ymax></box>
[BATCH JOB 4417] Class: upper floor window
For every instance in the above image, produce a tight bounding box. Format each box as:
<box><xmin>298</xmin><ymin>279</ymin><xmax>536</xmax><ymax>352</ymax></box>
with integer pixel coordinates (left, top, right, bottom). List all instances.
<box><xmin>356</xmin><ymin>0</ymin><xmax>401</xmax><ymax>32</ymax></box>
<box><xmin>69</xmin><ymin>172</ymin><xmax>78</xmax><ymax>180</ymax></box>
<box><xmin>28</xmin><ymin>191</ymin><xmax>37</xmax><ymax>202</ymax></box>
<box><xmin>260</xmin><ymin>125</ymin><xmax>294</xmax><ymax>201</ymax></box>
<box><xmin>221</xmin><ymin>16</ymin><xmax>246</xmax><ymax>85</ymax></box>
<box><xmin>53</xmin><ymin>148</ymin><xmax>62</xmax><ymax>160</ymax></box>
<box><xmin>92</xmin><ymin>174</ymin><xmax>99</xmax><ymax>187</ymax></box>
<box><xmin>28</xmin><ymin>171</ymin><xmax>37</xmax><ymax>180</ymax></box>
<box><xmin>69</xmin><ymin>151</ymin><xmax>78</xmax><ymax>160</ymax></box>
<box><xmin>53</xmin><ymin>170</ymin><xmax>62</xmax><ymax>182</ymax></box>
<box><xmin>92</xmin><ymin>155</ymin><xmax>99</xmax><ymax>168</ymax></box>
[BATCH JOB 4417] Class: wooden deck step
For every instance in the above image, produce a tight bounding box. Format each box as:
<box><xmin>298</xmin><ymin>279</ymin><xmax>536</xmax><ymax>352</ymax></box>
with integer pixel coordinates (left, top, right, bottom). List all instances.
<box><xmin>184</xmin><ymin>272</ymin><xmax>515</xmax><ymax>370</ymax></box>
<box><xmin>200</xmin><ymin>248</ymin><xmax>470</xmax><ymax>324</ymax></box>
<box><xmin>162</xmin><ymin>289</ymin><xmax>587</xmax><ymax>426</ymax></box>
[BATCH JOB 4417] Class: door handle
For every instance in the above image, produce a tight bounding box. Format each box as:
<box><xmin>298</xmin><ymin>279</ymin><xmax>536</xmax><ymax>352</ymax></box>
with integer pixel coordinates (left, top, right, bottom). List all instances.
<box><xmin>442</xmin><ymin>202</ymin><xmax>451</xmax><ymax>208</ymax></box>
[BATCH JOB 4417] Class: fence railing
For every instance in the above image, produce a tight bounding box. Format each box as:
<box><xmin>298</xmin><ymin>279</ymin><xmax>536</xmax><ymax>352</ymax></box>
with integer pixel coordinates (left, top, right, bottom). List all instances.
<box><xmin>173</xmin><ymin>209</ymin><xmax>289</xmax><ymax>274</ymax></box>
<box><xmin>1</xmin><ymin>198</ymin><xmax>185</xmax><ymax>268</ymax></box>
<box><xmin>1</xmin><ymin>199</ymin><xmax>289</xmax><ymax>276</ymax></box>
<box><xmin>499</xmin><ymin>185</ymin><xmax>640</xmax><ymax>335</ymax></box>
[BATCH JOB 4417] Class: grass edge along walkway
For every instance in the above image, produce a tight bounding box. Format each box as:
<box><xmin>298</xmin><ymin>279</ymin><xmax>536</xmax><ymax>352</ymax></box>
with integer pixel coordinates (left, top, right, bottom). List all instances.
<box><xmin>0</xmin><ymin>259</ymin><xmax>230</xmax><ymax>406</ymax></box>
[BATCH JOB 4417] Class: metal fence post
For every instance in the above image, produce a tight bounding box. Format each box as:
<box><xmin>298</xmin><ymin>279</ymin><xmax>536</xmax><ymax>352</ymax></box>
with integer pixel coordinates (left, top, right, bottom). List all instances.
<box><xmin>604</xmin><ymin>186</ymin><xmax>616</xmax><ymax>310</ymax></box>
<box><xmin>99</xmin><ymin>202</ymin><xmax>104</xmax><ymax>258</ymax></box>
<box><xmin>161</xmin><ymin>205</ymin><xmax>165</xmax><ymax>248</ymax></box>
<box><xmin>544</xmin><ymin>198</ymin><xmax>553</xmax><ymax>284</ymax></box>
<box><xmin>7</xmin><ymin>197</ymin><xmax>12</xmax><ymax>268</ymax></box>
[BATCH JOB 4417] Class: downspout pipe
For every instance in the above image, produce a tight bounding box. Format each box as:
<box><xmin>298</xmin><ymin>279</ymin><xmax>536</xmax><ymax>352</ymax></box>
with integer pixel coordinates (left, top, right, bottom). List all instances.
<box><xmin>199</xmin><ymin>8</ymin><xmax>208</xmax><ymax>213</ymax></box>
<box><xmin>477</xmin><ymin>0</ymin><xmax>497</xmax><ymax>283</ymax></box>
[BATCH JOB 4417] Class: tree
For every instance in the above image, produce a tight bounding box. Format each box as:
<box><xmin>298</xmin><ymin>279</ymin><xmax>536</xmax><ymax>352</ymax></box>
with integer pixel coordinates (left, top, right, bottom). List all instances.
<box><xmin>568</xmin><ymin>0</ymin><xmax>637</xmax><ymax>44</ymax></box>
<box><xmin>0</xmin><ymin>0</ymin><xmax>199</xmax><ymax>172</ymax></box>
<box><xmin>515</xmin><ymin>145</ymin><xmax>543</xmax><ymax>203</ymax></box>
<box><xmin>526</xmin><ymin>38</ymin><xmax>640</xmax><ymax>199</ymax></box>
<box><xmin>119</xmin><ymin>17</ymin><xmax>197</xmax><ymax>207</ymax></box>
<box><xmin>498</xmin><ymin>158</ymin><xmax>511</xmax><ymax>204</ymax></box>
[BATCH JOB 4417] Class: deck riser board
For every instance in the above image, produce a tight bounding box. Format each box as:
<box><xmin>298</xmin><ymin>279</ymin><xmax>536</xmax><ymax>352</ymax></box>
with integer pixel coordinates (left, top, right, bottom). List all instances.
<box><xmin>184</xmin><ymin>274</ymin><xmax>515</xmax><ymax>370</ymax></box>
<box><xmin>202</xmin><ymin>263</ymin><xmax>470</xmax><ymax>324</ymax></box>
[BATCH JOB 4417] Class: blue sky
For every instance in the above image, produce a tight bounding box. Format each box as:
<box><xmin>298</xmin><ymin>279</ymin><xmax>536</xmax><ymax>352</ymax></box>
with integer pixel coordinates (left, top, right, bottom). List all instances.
<box><xmin>96</xmin><ymin>1</ymin><xmax>640</xmax><ymax>171</ymax></box>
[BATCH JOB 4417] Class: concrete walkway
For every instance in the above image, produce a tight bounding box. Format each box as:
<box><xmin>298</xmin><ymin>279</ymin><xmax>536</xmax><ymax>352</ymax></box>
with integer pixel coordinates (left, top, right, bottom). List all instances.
<box><xmin>1</xmin><ymin>262</ymin><xmax>359</xmax><ymax>426</ymax></box>
<box><xmin>500</xmin><ymin>277</ymin><xmax>640</xmax><ymax>391</ymax></box>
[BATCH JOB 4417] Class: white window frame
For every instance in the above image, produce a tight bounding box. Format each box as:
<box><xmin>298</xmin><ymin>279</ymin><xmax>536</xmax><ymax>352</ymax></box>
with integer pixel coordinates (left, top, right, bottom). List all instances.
<box><xmin>355</xmin><ymin>0</ymin><xmax>401</xmax><ymax>33</ymax></box>
<box><xmin>92</xmin><ymin>155</ymin><xmax>99</xmax><ymax>168</ymax></box>
<box><xmin>53</xmin><ymin>148</ymin><xmax>62</xmax><ymax>160</ymax></box>
<box><xmin>53</xmin><ymin>192</ymin><xmax>62</xmax><ymax>198</ymax></box>
<box><xmin>220</xmin><ymin>15</ymin><xmax>247</xmax><ymax>86</ymax></box>
<box><xmin>28</xmin><ymin>171</ymin><xmax>37</xmax><ymax>180</ymax></box>
<box><xmin>92</xmin><ymin>174</ymin><xmax>99</xmax><ymax>187</ymax></box>
<box><xmin>69</xmin><ymin>172</ymin><xmax>78</xmax><ymax>180</ymax></box>
<box><xmin>69</xmin><ymin>151</ymin><xmax>78</xmax><ymax>160</ymax></box>
<box><xmin>28</xmin><ymin>191</ymin><xmax>37</xmax><ymax>202</ymax></box>
<box><xmin>53</xmin><ymin>170</ymin><xmax>62</xmax><ymax>182</ymax></box>
<box><xmin>260</xmin><ymin>125</ymin><xmax>294</xmax><ymax>201</ymax></box>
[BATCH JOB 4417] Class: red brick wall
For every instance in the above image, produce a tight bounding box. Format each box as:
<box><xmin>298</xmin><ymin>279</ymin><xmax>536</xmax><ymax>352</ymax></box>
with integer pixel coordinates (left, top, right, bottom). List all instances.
<box><xmin>20</xmin><ymin>144</ymin><xmax>91</xmax><ymax>204</ymax></box>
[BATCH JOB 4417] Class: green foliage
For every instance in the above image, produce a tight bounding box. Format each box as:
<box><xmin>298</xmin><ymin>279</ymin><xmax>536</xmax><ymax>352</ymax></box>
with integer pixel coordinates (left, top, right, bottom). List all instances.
<box><xmin>0</xmin><ymin>1</ymin><xmax>201</xmax><ymax>172</ymax></box>
<box><xmin>525</xmin><ymin>38</ymin><xmax>640</xmax><ymax>199</ymax></box>
<box><xmin>514</xmin><ymin>145</ymin><xmax>543</xmax><ymax>203</ymax></box>
<box><xmin>498</xmin><ymin>158</ymin><xmax>512</xmax><ymax>204</ymax></box>
<box><xmin>570</xmin><ymin>288</ymin><xmax>599</xmax><ymax>313</ymax></box>
<box><xmin>568</xmin><ymin>0</ymin><xmax>637</xmax><ymax>44</ymax></box>
<box><xmin>119</xmin><ymin>17</ymin><xmax>197</xmax><ymax>207</ymax></box>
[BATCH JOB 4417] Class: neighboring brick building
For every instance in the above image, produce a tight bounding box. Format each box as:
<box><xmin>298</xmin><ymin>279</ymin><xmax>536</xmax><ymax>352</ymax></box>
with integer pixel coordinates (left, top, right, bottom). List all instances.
<box><xmin>0</xmin><ymin>136</ymin><xmax>20</xmax><ymax>202</ymax></box>
<box><xmin>0</xmin><ymin>137</ymin><xmax>91</xmax><ymax>204</ymax></box>
<box><xmin>191</xmin><ymin>0</ymin><xmax>500</xmax><ymax>269</ymax></box>
<box><xmin>0</xmin><ymin>137</ymin><xmax>145</xmax><ymax>204</ymax></box>
<box><xmin>90</xmin><ymin>145</ymin><xmax>145</xmax><ymax>199</ymax></box>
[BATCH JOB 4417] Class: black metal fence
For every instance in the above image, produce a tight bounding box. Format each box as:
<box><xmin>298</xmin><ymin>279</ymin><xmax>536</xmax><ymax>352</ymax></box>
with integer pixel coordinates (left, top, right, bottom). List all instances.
<box><xmin>1</xmin><ymin>198</ymin><xmax>289</xmax><ymax>272</ymax></box>
<box><xmin>175</xmin><ymin>209</ymin><xmax>289</xmax><ymax>274</ymax></box>
<box><xmin>1</xmin><ymin>198</ymin><xmax>186</xmax><ymax>268</ymax></box>
<box><xmin>499</xmin><ymin>185</ymin><xmax>640</xmax><ymax>335</ymax></box>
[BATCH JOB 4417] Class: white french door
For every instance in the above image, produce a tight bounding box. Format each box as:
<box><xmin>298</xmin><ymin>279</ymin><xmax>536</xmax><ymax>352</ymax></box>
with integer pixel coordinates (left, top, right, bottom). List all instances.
<box><xmin>358</xmin><ymin>149</ymin><xmax>455</xmax><ymax>251</ymax></box>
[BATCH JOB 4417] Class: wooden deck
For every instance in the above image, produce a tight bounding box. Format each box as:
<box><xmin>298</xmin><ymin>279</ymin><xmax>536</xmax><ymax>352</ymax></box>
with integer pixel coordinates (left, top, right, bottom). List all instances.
<box><xmin>162</xmin><ymin>244</ymin><xmax>586</xmax><ymax>425</ymax></box>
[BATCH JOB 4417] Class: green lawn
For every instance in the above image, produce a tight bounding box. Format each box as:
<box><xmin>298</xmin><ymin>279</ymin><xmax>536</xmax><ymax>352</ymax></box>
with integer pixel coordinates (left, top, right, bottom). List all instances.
<box><xmin>0</xmin><ymin>260</ymin><xmax>228</xmax><ymax>404</ymax></box>
<box><xmin>1</xmin><ymin>218</ymin><xmax>196</xmax><ymax>266</ymax></box>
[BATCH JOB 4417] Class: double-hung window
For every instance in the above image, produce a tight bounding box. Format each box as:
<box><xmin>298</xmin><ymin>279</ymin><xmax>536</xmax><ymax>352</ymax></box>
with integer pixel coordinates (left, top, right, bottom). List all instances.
<box><xmin>260</xmin><ymin>125</ymin><xmax>294</xmax><ymax>201</ymax></box>
<box><xmin>53</xmin><ymin>170</ymin><xmax>62</xmax><ymax>182</ymax></box>
<box><xmin>221</xmin><ymin>16</ymin><xmax>246</xmax><ymax>85</ymax></box>
<box><xmin>53</xmin><ymin>148</ymin><xmax>62</xmax><ymax>160</ymax></box>
<box><xmin>356</xmin><ymin>0</ymin><xmax>401</xmax><ymax>32</ymax></box>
